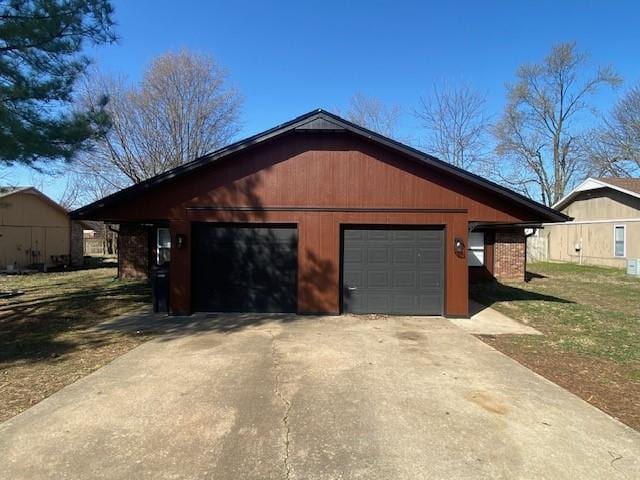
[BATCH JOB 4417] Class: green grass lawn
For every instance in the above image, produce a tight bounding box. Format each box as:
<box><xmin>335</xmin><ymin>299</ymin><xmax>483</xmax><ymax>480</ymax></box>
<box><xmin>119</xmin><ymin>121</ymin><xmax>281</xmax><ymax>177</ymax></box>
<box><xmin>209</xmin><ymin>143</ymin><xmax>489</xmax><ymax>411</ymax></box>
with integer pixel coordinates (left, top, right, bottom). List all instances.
<box><xmin>0</xmin><ymin>268</ymin><xmax>150</xmax><ymax>422</ymax></box>
<box><xmin>471</xmin><ymin>262</ymin><xmax>640</xmax><ymax>430</ymax></box>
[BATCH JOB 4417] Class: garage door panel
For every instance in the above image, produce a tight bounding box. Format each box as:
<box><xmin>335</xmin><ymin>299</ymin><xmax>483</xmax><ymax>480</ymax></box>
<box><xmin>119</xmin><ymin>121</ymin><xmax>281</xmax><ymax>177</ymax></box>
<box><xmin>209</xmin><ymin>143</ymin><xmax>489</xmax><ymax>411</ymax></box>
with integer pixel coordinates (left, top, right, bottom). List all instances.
<box><xmin>392</xmin><ymin>294</ymin><xmax>419</xmax><ymax>313</ymax></box>
<box><xmin>416</xmin><ymin>230</ymin><xmax>442</xmax><ymax>241</ymax></box>
<box><xmin>393</xmin><ymin>271</ymin><xmax>417</xmax><ymax>288</ymax></box>
<box><xmin>192</xmin><ymin>224</ymin><xmax>297</xmax><ymax>313</ymax></box>
<box><xmin>367</xmin><ymin>248</ymin><xmax>390</xmax><ymax>265</ymax></box>
<box><xmin>344</xmin><ymin>230</ymin><xmax>365</xmax><ymax>241</ymax></box>
<box><xmin>367</xmin><ymin>271</ymin><xmax>391</xmax><ymax>288</ymax></box>
<box><xmin>343</xmin><ymin>228</ymin><xmax>444</xmax><ymax>315</ymax></box>
<box><xmin>368</xmin><ymin>230</ymin><xmax>392</xmax><ymax>241</ymax></box>
<box><xmin>418</xmin><ymin>295</ymin><xmax>443</xmax><ymax>311</ymax></box>
<box><xmin>418</xmin><ymin>249</ymin><xmax>443</xmax><ymax>266</ymax></box>
<box><xmin>419</xmin><ymin>271</ymin><xmax>443</xmax><ymax>288</ymax></box>
<box><xmin>366</xmin><ymin>293</ymin><xmax>392</xmax><ymax>312</ymax></box>
<box><xmin>392</xmin><ymin>247</ymin><xmax>415</xmax><ymax>263</ymax></box>
<box><xmin>343</xmin><ymin>247</ymin><xmax>364</xmax><ymax>263</ymax></box>
<box><xmin>392</xmin><ymin>230</ymin><xmax>417</xmax><ymax>241</ymax></box>
<box><xmin>343</xmin><ymin>270</ymin><xmax>363</xmax><ymax>287</ymax></box>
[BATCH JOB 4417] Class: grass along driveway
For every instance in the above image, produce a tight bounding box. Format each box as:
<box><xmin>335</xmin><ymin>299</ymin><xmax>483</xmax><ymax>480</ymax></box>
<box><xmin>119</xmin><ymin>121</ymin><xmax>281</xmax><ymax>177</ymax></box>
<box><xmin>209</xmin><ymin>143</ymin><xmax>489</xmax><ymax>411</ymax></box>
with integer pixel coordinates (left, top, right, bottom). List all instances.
<box><xmin>471</xmin><ymin>262</ymin><xmax>640</xmax><ymax>431</ymax></box>
<box><xmin>0</xmin><ymin>268</ymin><xmax>150</xmax><ymax>422</ymax></box>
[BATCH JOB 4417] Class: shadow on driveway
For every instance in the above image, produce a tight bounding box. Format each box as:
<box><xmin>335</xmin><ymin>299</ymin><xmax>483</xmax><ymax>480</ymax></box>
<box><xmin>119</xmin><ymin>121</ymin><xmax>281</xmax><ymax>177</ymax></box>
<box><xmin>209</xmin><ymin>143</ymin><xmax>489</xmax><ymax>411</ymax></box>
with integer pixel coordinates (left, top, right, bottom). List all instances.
<box><xmin>94</xmin><ymin>310</ymin><xmax>322</xmax><ymax>341</ymax></box>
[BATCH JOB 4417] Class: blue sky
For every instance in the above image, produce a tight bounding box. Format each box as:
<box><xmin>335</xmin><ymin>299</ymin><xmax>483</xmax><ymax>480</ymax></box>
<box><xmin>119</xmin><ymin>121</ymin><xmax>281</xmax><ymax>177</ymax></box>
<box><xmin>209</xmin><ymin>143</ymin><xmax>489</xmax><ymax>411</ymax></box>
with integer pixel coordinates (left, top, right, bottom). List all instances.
<box><xmin>7</xmin><ymin>0</ymin><xmax>640</xmax><ymax>201</ymax></box>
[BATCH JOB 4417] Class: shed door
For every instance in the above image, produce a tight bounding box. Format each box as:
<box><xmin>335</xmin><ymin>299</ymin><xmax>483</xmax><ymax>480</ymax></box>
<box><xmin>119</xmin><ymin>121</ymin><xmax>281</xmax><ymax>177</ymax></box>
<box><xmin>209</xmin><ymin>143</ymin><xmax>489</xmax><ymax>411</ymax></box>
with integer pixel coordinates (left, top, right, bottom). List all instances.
<box><xmin>342</xmin><ymin>228</ymin><xmax>444</xmax><ymax>315</ymax></box>
<box><xmin>192</xmin><ymin>224</ymin><xmax>297</xmax><ymax>312</ymax></box>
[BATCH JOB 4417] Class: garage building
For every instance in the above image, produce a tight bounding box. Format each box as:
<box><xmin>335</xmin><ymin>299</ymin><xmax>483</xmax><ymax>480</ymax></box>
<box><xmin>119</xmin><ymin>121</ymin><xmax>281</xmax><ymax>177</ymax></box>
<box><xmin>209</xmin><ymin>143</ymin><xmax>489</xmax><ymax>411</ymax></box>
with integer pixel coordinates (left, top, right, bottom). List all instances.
<box><xmin>71</xmin><ymin>110</ymin><xmax>568</xmax><ymax>317</ymax></box>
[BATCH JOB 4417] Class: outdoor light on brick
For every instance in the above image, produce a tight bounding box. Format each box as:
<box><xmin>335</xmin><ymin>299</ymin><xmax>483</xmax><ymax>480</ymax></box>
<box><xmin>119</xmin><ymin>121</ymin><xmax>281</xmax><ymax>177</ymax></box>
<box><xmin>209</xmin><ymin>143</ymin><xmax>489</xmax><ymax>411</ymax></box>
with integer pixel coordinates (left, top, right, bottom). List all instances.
<box><xmin>176</xmin><ymin>234</ymin><xmax>186</xmax><ymax>249</ymax></box>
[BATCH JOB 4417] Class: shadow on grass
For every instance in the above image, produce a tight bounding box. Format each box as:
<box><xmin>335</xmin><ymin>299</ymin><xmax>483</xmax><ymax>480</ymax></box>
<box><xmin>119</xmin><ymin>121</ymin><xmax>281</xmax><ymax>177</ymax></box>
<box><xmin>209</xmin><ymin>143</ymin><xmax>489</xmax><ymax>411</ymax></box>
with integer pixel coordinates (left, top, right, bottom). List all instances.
<box><xmin>80</xmin><ymin>256</ymin><xmax>118</xmax><ymax>269</ymax></box>
<box><xmin>470</xmin><ymin>278</ymin><xmax>574</xmax><ymax>310</ymax></box>
<box><xmin>525</xmin><ymin>271</ymin><xmax>547</xmax><ymax>282</ymax></box>
<box><xmin>0</xmin><ymin>281</ymin><xmax>150</xmax><ymax>364</ymax></box>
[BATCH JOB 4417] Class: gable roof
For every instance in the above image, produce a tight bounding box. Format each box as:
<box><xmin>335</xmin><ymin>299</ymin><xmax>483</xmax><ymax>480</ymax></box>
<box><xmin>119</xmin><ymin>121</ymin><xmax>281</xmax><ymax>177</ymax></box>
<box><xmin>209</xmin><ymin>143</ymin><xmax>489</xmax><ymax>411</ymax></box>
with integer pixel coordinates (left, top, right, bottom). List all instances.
<box><xmin>0</xmin><ymin>186</ymin><xmax>69</xmax><ymax>216</ymax></box>
<box><xmin>553</xmin><ymin>177</ymin><xmax>640</xmax><ymax>210</ymax></box>
<box><xmin>596</xmin><ymin>177</ymin><xmax>640</xmax><ymax>195</ymax></box>
<box><xmin>0</xmin><ymin>186</ymin><xmax>30</xmax><ymax>198</ymax></box>
<box><xmin>71</xmin><ymin>109</ymin><xmax>569</xmax><ymax>222</ymax></box>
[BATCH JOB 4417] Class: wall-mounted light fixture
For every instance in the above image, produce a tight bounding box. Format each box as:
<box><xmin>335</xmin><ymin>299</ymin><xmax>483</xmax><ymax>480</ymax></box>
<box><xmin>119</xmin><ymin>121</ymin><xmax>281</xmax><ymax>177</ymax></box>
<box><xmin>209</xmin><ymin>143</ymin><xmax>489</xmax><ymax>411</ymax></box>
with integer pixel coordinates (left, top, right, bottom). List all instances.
<box><xmin>176</xmin><ymin>233</ymin><xmax>186</xmax><ymax>249</ymax></box>
<box><xmin>454</xmin><ymin>237</ymin><xmax>465</xmax><ymax>256</ymax></box>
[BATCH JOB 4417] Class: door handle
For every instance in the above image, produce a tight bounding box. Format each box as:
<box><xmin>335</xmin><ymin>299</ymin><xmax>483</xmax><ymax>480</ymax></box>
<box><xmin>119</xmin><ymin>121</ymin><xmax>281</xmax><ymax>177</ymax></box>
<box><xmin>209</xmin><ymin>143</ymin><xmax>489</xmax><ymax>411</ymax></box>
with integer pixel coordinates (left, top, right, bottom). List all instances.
<box><xmin>346</xmin><ymin>286</ymin><xmax>357</xmax><ymax>291</ymax></box>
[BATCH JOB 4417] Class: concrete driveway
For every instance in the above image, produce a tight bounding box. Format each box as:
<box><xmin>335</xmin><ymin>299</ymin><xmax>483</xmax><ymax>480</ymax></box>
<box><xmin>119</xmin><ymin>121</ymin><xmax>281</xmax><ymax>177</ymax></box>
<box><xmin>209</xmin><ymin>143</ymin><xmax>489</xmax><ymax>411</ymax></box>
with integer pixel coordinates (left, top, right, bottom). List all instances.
<box><xmin>0</xmin><ymin>314</ymin><xmax>638</xmax><ymax>479</ymax></box>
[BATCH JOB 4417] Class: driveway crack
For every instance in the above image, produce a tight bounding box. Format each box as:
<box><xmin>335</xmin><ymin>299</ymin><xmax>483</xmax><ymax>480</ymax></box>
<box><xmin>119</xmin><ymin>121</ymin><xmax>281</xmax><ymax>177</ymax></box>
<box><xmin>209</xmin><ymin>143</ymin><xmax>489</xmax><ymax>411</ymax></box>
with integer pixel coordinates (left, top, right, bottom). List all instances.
<box><xmin>268</xmin><ymin>330</ymin><xmax>292</xmax><ymax>480</ymax></box>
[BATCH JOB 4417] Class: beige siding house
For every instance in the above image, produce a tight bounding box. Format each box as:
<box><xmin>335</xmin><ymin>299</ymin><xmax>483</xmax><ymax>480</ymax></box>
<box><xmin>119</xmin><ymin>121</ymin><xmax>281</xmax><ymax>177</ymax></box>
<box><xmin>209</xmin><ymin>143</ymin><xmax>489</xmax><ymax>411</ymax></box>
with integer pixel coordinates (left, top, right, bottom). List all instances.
<box><xmin>534</xmin><ymin>178</ymin><xmax>640</xmax><ymax>268</ymax></box>
<box><xmin>0</xmin><ymin>187</ymin><xmax>83</xmax><ymax>270</ymax></box>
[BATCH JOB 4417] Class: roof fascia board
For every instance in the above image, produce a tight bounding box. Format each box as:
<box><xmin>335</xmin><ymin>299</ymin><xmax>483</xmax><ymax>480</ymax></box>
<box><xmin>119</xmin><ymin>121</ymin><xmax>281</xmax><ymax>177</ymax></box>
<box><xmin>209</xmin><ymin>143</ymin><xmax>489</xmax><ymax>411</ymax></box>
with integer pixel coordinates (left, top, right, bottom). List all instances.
<box><xmin>553</xmin><ymin>177</ymin><xmax>640</xmax><ymax>210</ymax></box>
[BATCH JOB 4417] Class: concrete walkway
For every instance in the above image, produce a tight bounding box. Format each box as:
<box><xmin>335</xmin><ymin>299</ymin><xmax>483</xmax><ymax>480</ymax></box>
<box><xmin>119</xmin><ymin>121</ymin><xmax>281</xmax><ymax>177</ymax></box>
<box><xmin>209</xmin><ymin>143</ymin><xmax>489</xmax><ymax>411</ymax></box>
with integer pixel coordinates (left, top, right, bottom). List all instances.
<box><xmin>450</xmin><ymin>300</ymin><xmax>542</xmax><ymax>335</ymax></box>
<box><xmin>0</xmin><ymin>314</ymin><xmax>638</xmax><ymax>479</ymax></box>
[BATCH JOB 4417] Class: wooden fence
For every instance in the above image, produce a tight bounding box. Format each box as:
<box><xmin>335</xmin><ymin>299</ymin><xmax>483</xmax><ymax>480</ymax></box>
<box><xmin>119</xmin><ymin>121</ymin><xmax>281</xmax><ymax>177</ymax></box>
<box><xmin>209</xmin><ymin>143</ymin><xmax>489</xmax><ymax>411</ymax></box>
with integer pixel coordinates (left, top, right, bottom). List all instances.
<box><xmin>527</xmin><ymin>236</ymin><xmax>548</xmax><ymax>262</ymax></box>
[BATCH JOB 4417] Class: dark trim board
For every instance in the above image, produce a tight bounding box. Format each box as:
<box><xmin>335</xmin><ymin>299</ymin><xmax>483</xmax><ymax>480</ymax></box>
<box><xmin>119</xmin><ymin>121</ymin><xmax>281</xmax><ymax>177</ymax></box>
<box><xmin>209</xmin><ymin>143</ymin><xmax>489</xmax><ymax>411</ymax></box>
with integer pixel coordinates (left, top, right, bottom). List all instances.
<box><xmin>186</xmin><ymin>206</ymin><xmax>468</xmax><ymax>214</ymax></box>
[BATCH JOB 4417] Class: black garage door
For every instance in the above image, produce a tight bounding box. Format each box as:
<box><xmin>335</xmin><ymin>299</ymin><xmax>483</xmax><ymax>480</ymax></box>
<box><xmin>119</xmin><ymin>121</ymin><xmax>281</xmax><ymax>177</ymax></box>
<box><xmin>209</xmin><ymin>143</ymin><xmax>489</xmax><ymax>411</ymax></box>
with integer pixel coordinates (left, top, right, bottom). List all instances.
<box><xmin>342</xmin><ymin>228</ymin><xmax>444</xmax><ymax>315</ymax></box>
<box><xmin>192</xmin><ymin>224</ymin><xmax>297</xmax><ymax>312</ymax></box>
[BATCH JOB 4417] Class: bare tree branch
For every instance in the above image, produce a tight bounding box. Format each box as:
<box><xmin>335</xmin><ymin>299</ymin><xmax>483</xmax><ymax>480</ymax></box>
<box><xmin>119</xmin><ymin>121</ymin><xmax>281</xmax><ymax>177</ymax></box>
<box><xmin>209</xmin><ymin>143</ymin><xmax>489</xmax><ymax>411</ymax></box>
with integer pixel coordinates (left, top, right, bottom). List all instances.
<box><xmin>415</xmin><ymin>82</ymin><xmax>489</xmax><ymax>171</ymax></box>
<box><xmin>345</xmin><ymin>92</ymin><xmax>401</xmax><ymax>139</ymax></box>
<box><xmin>587</xmin><ymin>83</ymin><xmax>640</xmax><ymax>177</ymax></box>
<box><xmin>494</xmin><ymin>42</ymin><xmax>621</xmax><ymax>205</ymax></box>
<box><xmin>70</xmin><ymin>50</ymin><xmax>243</xmax><ymax>202</ymax></box>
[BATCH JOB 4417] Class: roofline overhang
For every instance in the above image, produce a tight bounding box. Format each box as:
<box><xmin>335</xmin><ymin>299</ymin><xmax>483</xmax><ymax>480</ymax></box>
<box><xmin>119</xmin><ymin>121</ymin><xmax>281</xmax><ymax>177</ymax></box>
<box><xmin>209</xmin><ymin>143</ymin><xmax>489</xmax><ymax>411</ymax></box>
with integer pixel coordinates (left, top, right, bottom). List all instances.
<box><xmin>553</xmin><ymin>177</ymin><xmax>640</xmax><ymax>210</ymax></box>
<box><xmin>71</xmin><ymin>109</ymin><xmax>570</xmax><ymax>223</ymax></box>
<box><xmin>1</xmin><ymin>186</ymin><xmax>69</xmax><ymax>217</ymax></box>
<box><xmin>469</xmin><ymin>221</ymin><xmax>561</xmax><ymax>230</ymax></box>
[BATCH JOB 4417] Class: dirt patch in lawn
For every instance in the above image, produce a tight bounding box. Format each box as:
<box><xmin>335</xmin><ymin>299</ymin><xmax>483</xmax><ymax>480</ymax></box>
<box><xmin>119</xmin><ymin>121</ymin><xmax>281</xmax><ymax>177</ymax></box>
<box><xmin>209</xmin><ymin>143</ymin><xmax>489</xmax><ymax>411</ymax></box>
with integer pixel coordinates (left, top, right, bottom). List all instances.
<box><xmin>471</xmin><ymin>262</ymin><xmax>640</xmax><ymax>431</ymax></box>
<box><xmin>0</xmin><ymin>268</ymin><xmax>151</xmax><ymax>423</ymax></box>
<box><xmin>480</xmin><ymin>335</ymin><xmax>640</xmax><ymax>430</ymax></box>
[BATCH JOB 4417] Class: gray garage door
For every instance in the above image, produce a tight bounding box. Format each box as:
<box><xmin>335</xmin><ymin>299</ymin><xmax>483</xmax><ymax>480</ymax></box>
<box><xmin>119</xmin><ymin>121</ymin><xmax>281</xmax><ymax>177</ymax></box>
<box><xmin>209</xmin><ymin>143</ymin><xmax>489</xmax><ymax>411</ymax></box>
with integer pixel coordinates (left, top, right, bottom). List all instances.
<box><xmin>342</xmin><ymin>228</ymin><xmax>444</xmax><ymax>315</ymax></box>
<box><xmin>192</xmin><ymin>224</ymin><xmax>297</xmax><ymax>313</ymax></box>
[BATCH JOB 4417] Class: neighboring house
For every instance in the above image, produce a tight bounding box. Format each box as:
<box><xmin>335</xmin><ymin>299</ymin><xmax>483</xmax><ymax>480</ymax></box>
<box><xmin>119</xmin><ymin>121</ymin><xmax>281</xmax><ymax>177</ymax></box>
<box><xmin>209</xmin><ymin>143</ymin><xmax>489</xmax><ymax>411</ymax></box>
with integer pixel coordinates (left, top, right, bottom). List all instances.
<box><xmin>83</xmin><ymin>221</ymin><xmax>100</xmax><ymax>238</ymax></box>
<box><xmin>533</xmin><ymin>177</ymin><xmax>640</xmax><ymax>268</ymax></box>
<box><xmin>0</xmin><ymin>187</ymin><xmax>83</xmax><ymax>270</ymax></box>
<box><xmin>71</xmin><ymin>110</ymin><xmax>567</xmax><ymax>317</ymax></box>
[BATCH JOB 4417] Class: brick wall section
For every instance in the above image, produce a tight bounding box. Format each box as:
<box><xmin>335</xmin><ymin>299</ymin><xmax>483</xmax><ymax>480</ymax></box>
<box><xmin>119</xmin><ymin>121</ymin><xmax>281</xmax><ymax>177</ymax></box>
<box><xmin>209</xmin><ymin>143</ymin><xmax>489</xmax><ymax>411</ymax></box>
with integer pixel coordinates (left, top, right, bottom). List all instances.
<box><xmin>118</xmin><ymin>224</ymin><xmax>149</xmax><ymax>280</ymax></box>
<box><xmin>494</xmin><ymin>229</ymin><xmax>526</xmax><ymax>281</ymax></box>
<box><xmin>70</xmin><ymin>221</ymin><xmax>84</xmax><ymax>267</ymax></box>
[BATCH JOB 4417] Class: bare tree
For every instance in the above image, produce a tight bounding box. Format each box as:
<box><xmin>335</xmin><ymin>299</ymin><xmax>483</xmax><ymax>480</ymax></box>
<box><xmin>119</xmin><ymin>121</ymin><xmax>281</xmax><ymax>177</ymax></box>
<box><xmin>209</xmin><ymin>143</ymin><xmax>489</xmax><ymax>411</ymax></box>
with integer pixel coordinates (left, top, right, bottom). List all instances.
<box><xmin>494</xmin><ymin>42</ymin><xmax>621</xmax><ymax>205</ymax></box>
<box><xmin>58</xmin><ymin>178</ymin><xmax>82</xmax><ymax>210</ymax></box>
<box><xmin>415</xmin><ymin>82</ymin><xmax>488</xmax><ymax>171</ymax></box>
<box><xmin>72</xmin><ymin>50</ymin><xmax>243</xmax><ymax>199</ymax></box>
<box><xmin>345</xmin><ymin>92</ymin><xmax>401</xmax><ymax>138</ymax></box>
<box><xmin>588</xmin><ymin>84</ymin><xmax>640</xmax><ymax>177</ymax></box>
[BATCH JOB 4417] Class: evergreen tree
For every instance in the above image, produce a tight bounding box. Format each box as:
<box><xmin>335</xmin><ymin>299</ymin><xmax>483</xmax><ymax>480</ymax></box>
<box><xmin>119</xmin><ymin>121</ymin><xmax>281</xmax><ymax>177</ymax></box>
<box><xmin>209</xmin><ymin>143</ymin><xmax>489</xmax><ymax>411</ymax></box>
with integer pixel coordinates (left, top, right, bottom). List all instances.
<box><xmin>0</xmin><ymin>0</ymin><xmax>116</xmax><ymax>166</ymax></box>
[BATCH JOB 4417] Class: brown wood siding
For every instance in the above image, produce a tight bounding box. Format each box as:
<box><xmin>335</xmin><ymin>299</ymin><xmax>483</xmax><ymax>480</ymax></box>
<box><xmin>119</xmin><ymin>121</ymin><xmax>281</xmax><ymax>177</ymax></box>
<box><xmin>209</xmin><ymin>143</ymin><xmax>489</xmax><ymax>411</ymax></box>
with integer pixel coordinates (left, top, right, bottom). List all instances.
<box><xmin>97</xmin><ymin>133</ymin><xmax>541</xmax><ymax>223</ymax></box>
<box><xmin>93</xmin><ymin>132</ymin><xmax>545</xmax><ymax>316</ymax></box>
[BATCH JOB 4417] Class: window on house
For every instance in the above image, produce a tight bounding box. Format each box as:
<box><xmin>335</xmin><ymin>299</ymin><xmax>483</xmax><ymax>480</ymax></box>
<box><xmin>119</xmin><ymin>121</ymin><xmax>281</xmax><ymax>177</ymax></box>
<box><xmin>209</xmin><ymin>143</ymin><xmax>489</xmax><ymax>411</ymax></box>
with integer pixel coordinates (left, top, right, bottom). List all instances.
<box><xmin>468</xmin><ymin>231</ymin><xmax>485</xmax><ymax>266</ymax></box>
<box><xmin>157</xmin><ymin>228</ymin><xmax>171</xmax><ymax>265</ymax></box>
<box><xmin>614</xmin><ymin>225</ymin><xmax>626</xmax><ymax>258</ymax></box>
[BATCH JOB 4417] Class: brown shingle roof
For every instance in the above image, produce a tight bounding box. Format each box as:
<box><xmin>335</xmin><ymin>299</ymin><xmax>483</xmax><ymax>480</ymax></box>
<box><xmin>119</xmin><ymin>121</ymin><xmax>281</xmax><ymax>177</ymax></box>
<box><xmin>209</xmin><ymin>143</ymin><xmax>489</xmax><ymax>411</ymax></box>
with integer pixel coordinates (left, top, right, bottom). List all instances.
<box><xmin>596</xmin><ymin>177</ymin><xmax>640</xmax><ymax>195</ymax></box>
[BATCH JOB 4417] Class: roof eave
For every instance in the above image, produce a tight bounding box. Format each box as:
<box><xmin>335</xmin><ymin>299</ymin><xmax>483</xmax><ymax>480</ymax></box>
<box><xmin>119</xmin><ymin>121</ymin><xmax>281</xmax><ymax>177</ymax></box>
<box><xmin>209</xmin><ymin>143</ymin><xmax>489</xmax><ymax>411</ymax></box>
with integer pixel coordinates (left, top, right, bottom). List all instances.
<box><xmin>553</xmin><ymin>177</ymin><xmax>640</xmax><ymax>211</ymax></box>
